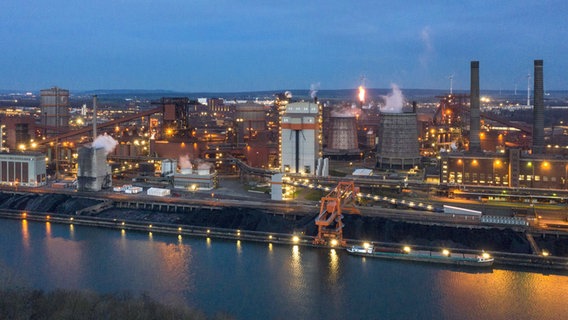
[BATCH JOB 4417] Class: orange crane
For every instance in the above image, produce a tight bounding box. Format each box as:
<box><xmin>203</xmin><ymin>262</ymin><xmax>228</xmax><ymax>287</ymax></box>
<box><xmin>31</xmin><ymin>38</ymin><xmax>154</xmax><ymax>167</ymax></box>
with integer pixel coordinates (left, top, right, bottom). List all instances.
<box><xmin>313</xmin><ymin>181</ymin><xmax>360</xmax><ymax>246</ymax></box>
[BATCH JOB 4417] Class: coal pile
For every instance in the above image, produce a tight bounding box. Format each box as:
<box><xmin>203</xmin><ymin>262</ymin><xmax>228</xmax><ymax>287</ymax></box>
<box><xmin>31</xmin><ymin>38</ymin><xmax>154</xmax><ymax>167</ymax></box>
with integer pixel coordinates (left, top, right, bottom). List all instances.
<box><xmin>0</xmin><ymin>193</ymin><xmax>101</xmax><ymax>214</ymax></box>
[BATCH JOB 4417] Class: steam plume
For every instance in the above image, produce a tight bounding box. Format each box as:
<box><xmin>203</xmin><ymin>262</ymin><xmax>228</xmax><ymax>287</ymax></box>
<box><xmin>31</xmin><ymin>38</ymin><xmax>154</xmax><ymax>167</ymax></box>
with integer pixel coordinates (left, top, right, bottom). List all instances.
<box><xmin>310</xmin><ymin>83</ymin><xmax>320</xmax><ymax>99</ymax></box>
<box><xmin>380</xmin><ymin>84</ymin><xmax>405</xmax><ymax>113</ymax></box>
<box><xmin>179</xmin><ymin>155</ymin><xmax>193</xmax><ymax>169</ymax></box>
<box><xmin>197</xmin><ymin>161</ymin><xmax>212</xmax><ymax>170</ymax></box>
<box><xmin>92</xmin><ymin>134</ymin><xmax>118</xmax><ymax>155</ymax></box>
<box><xmin>331</xmin><ymin>103</ymin><xmax>360</xmax><ymax>118</ymax></box>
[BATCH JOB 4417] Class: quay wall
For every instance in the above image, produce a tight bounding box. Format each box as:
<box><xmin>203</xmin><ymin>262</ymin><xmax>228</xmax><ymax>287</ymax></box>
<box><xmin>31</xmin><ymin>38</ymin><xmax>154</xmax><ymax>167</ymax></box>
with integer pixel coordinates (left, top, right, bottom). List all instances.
<box><xmin>1</xmin><ymin>210</ymin><xmax>567</xmax><ymax>272</ymax></box>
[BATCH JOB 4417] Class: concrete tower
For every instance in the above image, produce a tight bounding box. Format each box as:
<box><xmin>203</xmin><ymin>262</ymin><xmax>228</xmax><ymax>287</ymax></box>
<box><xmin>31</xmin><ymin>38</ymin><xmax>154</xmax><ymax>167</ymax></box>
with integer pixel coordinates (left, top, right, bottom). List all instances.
<box><xmin>40</xmin><ymin>87</ymin><xmax>70</xmax><ymax>136</ymax></box>
<box><xmin>532</xmin><ymin>59</ymin><xmax>545</xmax><ymax>154</ymax></box>
<box><xmin>376</xmin><ymin>112</ymin><xmax>420</xmax><ymax>169</ymax></box>
<box><xmin>469</xmin><ymin>61</ymin><xmax>481</xmax><ymax>153</ymax></box>
<box><xmin>280</xmin><ymin>101</ymin><xmax>321</xmax><ymax>174</ymax></box>
<box><xmin>325</xmin><ymin>116</ymin><xmax>359</xmax><ymax>155</ymax></box>
<box><xmin>77</xmin><ymin>146</ymin><xmax>112</xmax><ymax>191</ymax></box>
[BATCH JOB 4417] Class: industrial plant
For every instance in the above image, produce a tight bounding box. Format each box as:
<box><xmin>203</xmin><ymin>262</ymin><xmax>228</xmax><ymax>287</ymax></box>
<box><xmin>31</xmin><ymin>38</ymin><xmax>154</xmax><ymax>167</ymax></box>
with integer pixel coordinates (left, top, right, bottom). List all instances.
<box><xmin>0</xmin><ymin>59</ymin><xmax>567</xmax><ymax>208</ymax></box>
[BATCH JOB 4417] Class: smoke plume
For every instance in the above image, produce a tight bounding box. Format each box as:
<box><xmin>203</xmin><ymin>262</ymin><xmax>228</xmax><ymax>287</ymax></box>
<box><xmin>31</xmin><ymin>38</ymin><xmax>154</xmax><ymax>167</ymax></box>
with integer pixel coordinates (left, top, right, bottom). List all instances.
<box><xmin>380</xmin><ymin>84</ymin><xmax>405</xmax><ymax>113</ymax></box>
<box><xmin>92</xmin><ymin>134</ymin><xmax>118</xmax><ymax>155</ymax></box>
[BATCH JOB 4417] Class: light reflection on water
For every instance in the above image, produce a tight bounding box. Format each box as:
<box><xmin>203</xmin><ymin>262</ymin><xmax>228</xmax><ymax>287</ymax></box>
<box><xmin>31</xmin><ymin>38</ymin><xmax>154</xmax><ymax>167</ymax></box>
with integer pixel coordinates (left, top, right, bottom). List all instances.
<box><xmin>21</xmin><ymin>219</ymin><xmax>29</xmax><ymax>250</ymax></box>
<box><xmin>289</xmin><ymin>245</ymin><xmax>305</xmax><ymax>294</ymax></box>
<box><xmin>437</xmin><ymin>268</ymin><xmax>568</xmax><ymax>320</ymax></box>
<box><xmin>1</xmin><ymin>219</ymin><xmax>567</xmax><ymax>320</ymax></box>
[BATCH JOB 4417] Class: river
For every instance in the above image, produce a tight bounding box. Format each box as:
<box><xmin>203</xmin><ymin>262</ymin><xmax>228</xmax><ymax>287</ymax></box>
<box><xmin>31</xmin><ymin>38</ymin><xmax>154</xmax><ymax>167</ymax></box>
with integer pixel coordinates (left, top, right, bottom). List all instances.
<box><xmin>0</xmin><ymin>218</ymin><xmax>567</xmax><ymax>320</ymax></box>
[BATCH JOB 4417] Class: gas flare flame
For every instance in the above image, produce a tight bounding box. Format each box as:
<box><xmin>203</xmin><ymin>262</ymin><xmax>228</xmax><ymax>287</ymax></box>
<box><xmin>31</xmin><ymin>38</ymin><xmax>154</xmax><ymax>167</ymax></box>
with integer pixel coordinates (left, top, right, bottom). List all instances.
<box><xmin>358</xmin><ymin>86</ymin><xmax>365</xmax><ymax>103</ymax></box>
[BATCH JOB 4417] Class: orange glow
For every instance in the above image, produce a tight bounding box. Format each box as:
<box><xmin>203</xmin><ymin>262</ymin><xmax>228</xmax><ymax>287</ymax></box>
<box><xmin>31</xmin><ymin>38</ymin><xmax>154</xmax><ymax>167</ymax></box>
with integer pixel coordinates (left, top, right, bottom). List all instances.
<box><xmin>542</xmin><ymin>161</ymin><xmax>550</xmax><ymax>168</ymax></box>
<box><xmin>358</xmin><ymin>86</ymin><xmax>365</xmax><ymax>102</ymax></box>
<box><xmin>21</xmin><ymin>220</ymin><xmax>29</xmax><ymax>249</ymax></box>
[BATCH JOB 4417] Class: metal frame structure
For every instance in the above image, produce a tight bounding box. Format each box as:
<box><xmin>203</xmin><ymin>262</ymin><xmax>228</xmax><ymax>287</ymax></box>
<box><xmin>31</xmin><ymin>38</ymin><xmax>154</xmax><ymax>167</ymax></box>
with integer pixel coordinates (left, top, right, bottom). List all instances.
<box><xmin>314</xmin><ymin>181</ymin><xmax>360</xmax><ymax>246</ymax></box>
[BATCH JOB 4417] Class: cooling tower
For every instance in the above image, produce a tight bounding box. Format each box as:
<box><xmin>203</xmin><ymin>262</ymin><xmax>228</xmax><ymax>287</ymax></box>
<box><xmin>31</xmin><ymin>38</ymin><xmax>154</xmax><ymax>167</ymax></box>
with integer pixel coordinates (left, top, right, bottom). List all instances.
<box><xmin>77</xmin><ymin>146</ymin><xmax>112</xmax><ymax>191</ymax></box>
<box><xmin>325</xmin><ymin>116</ymin><xmax>359</xmax><ymax>154</ymax></box>
<box><xmin>532</xmin><ymin>59</ymin><xmax>545</xmax><ymax>154</ymax></box>
<box><xmin>469</xmin><ymin>61</ymin><xmax>481</xmax><ymax>153</ymax></box>
<box><xmin>376</xmin><ymin>112</ymin><xmax>420</xmax><ymax>169</ymax></box>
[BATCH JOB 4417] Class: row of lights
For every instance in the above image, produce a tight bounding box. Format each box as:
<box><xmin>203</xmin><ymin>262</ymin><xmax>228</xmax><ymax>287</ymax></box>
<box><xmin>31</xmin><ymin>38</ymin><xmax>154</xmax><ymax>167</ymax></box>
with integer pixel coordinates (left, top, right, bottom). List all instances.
<box><xmin>21</xmin><ymin>213</ymin><xmax>548</xmax><ymax>259</ymax></box>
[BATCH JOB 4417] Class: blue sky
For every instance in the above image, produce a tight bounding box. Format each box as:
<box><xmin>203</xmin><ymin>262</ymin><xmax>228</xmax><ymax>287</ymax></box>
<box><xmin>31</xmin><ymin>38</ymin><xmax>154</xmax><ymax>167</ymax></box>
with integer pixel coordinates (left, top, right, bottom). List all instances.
<box><xmin>1</xmin><ymin>0</ymin><xmax>566</xmax><ymax>92</ymax></box>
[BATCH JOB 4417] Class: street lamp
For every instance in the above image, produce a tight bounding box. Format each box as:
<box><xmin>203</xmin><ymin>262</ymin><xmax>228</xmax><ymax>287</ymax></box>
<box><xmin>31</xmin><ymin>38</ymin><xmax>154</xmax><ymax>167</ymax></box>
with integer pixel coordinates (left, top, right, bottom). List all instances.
<box><xmin>493</xmin><ymin>160</ymin><xmax>502</xmax><ymax>186</ymax></box>
<box><xmin>527</xmin><ymin>162</ymin><xmax>534</xmax><ymax>188</ymax></box>
<box><xmin>457</xmin><ymin>159</ymin><xmax>464</xmax><ymax>184</ymax></box>
<box><xmin>235</xmin><ymin>118</ymin><xmax>244</xmax><ymax>144</ymax></box>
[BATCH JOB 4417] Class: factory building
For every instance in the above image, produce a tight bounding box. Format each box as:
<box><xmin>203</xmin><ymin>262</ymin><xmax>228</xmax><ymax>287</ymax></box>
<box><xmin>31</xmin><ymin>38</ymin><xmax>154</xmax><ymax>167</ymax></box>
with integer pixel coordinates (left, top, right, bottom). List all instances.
<box><xmin>173</xmin><ymin>165</ymin><xmax>217</xmax><ymax>190</ymax></box>
<box><xmin>376</xmin><ymin>112</ymin><xmax>420</xmax><ymax>169</ymax></box>
<box><xmin>0</xmin><ymin>152</ymin><xmax>47</xmax><ymax>187</ymax></box>
<box><xmin>280</xmin><ymin>101</ymin><xmax>322</xmax><ymax>174</ymax></box>
<box><xmin>40</xmin><ymin>87</ymin><xmax>70</xmax><ymax>135</ymax></box>
<box><xmin>77</xmin><ymin>146</ymin><xmax>112</xmax><ymax>191</ymax></box>
<box><xmin>0</xmin><ymin>114</ymin><xmax>36</xmax><ymax>151</ymax></box>
<box><xmin>441</xmin><ymin>150</ymin><xmax>568</xmax><ymax>190</ymax></box>
<box><xmin>235</xmin><ymin>102</ymin><xmax>267</xmax><ymax>142</ymax></box>
<box><xmin>441</xmin><ymin>60</ymin><xmax>568</xmax><ymax>191</ymax></box>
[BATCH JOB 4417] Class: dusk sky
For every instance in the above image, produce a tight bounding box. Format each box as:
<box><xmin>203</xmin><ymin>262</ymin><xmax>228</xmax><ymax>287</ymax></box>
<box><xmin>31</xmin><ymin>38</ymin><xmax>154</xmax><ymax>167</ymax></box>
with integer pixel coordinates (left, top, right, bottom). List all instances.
<box><xmin>1</xmin><ymin>0</ymin><xmax>567</xmax><ymax>92</ymax></box>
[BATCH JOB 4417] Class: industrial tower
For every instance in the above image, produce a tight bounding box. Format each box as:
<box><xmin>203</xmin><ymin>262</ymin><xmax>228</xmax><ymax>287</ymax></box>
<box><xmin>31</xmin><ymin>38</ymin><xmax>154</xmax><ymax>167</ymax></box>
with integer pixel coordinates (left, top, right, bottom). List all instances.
<box><xmin>280</xmin><ymin>101</ymin><xmax>322</xmax><ymax>175</ymax></box>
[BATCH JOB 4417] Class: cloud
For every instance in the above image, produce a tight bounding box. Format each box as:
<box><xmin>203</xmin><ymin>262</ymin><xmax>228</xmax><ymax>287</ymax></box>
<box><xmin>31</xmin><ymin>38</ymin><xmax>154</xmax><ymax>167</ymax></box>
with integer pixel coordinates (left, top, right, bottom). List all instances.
<box><xmin>419</xmin><ymin>26</ymin><xmax>434</xmax><ymax>68</ymax></box>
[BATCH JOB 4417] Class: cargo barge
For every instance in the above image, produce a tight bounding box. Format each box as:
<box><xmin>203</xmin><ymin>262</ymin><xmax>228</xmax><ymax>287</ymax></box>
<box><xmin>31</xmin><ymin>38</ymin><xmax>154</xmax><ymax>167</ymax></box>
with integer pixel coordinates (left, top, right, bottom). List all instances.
<box><xmin>346</xmin><ymin>245</ymin><xmax>494</xmax><ymax>267</ymax></box>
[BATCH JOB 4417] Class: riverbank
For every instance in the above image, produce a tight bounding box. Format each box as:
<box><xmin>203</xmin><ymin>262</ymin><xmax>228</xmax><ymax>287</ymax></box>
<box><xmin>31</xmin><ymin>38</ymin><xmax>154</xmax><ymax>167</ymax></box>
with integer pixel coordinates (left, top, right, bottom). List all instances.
<box><xmin>1</xmin><ymin>191</ymin><xmax>568</xmax><ymax>272</ymax></box>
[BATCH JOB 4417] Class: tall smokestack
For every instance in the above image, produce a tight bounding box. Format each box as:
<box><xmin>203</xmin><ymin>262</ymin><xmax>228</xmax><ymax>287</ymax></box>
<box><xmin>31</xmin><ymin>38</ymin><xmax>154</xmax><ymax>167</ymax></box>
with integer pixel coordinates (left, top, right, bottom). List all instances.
<box><xmin>469</xmin><ymin>61</ymin><xmax>481</xmax><ymax>153</ymax></box>
<box><xmin>532</xmin><ymin>60</ymin><xmax>545</xmax><ymax>154</ymax></box>
<box><xmin>92</xmin><ymin>95</ymin><xmax>97</xmax><ymax>141</ymax></box>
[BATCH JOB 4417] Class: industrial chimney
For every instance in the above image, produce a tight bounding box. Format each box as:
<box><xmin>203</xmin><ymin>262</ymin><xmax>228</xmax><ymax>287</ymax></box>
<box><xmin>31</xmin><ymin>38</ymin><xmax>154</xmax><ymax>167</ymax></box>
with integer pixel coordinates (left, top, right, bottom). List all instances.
<box><xmin>92</xmin><ymin>95</ymin><xmax>97</xmax><ymax>141</ymax></box>
<box><xmin>532</xmin><ymin>60</ymin><xmax>545</xmax><ymax>154</ymax></box>
<box><xmin>469</xmin><ymin>61</ymin><xmax>481</xmax><ymax>153</ymax></box>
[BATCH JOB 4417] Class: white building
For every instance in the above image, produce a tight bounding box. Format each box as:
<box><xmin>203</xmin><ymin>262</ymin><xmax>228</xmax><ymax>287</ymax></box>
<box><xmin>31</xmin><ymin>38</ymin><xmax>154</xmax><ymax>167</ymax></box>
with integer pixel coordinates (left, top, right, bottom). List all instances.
<box><xmin>0</xmin><ymin>152</ymin><xmax>47</xmax><ymax>187</ymax></box>
<box><xmin>281</xmin><ymin>101</ymin><xmax>322</xmax><ymax>174</ymax></box>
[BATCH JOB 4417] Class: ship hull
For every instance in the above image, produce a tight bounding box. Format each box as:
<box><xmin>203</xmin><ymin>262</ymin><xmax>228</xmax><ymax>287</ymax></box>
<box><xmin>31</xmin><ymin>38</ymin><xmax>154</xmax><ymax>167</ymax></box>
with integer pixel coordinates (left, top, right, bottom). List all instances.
<box><xmin>346</xmin><ymin>247</ymin><xmax>494</xmax><ymax>267</ymax></box>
